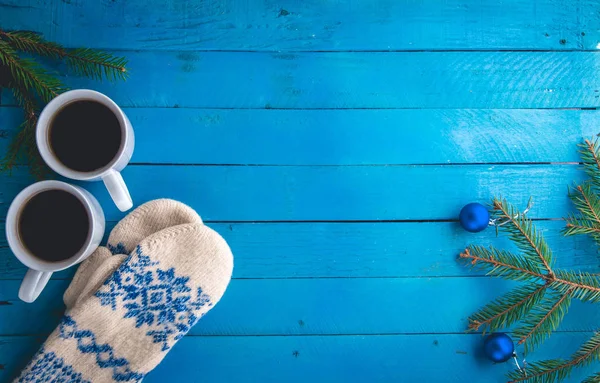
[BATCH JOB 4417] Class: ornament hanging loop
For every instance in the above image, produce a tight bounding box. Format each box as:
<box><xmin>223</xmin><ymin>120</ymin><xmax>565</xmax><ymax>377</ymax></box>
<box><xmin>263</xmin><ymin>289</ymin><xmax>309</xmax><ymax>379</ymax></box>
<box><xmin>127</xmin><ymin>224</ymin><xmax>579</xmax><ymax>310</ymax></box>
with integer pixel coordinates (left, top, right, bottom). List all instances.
<box><xmin>489</xmin><ymin>197</ymin><xmax>533</xmax><ymax>227</ymax></box>
<box><xmin>513</xmin><ymin>352</ymin><xmax>526</xmax><ymax>377</ymax></box>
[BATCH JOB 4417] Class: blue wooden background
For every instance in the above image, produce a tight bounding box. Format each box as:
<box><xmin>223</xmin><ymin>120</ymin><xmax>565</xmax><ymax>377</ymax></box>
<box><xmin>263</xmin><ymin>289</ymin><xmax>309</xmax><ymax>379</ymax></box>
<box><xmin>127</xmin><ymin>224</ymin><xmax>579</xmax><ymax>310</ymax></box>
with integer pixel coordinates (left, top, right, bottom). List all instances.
<box><xmin>1</xmin><ymin>1</ymin><xmax>600</xmax><ymax>382</ymax></box>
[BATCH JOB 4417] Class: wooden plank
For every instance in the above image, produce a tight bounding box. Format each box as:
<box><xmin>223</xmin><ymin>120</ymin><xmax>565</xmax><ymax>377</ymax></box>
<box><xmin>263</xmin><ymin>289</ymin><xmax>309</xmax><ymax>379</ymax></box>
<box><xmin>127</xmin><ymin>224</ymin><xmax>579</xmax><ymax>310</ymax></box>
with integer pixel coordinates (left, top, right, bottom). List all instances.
<box><xmin>0</xmin><ymin>0</ymin><xmax>597</xmax><ymax>51</ymax></box>
<box><xmin>3</xmin><ymin>51</ymin><xmax>600</xmax><ymax>109</ymax></box>
<box><xmin>0</xmin><ymin>221</ymin><xmax>597</xmax><ymax>280</ymax></box>
<box><xmin>0</xmin><ymin>333</ymin><xmax>596</xmax><ymax>383</ymax></box>
<box><xmin>0</xmin><ymin>165</ymin><xmax>587</xmax><ymax>221</ymax></box>
<box><xmin>2</xmin><ymin>107</ymin><xmax>598</xmax><ymax>165</ymax></box>
<box><xmin>2</xmin><ymin>278</ymin><xmax>600</xmax><ymax>336</ymax></box>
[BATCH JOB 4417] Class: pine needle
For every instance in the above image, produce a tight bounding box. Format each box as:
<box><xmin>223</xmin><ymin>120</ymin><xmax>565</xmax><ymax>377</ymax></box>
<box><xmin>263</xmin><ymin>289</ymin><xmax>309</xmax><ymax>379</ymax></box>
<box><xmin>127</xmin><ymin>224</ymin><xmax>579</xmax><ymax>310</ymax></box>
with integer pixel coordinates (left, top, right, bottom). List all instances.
<box><xmin>0</xmin><ymin>40</ymin><xmax>64</xmax><ymax>103</ymax></box>
<box><xmin>67</xmin><ymin>48</ymin><xmax>128</xmax><ymax>81</ymax></box>
<box><xmin>0</xmin><ymin>85</ymin><xmax>51</xmax><ymax>178</ymax></box>
<box><xmin>1</xmin><ymin>120</ymin><xmax>29</xmax><ymax>174</ymax></box>
<box><xmin>565</xmin><ymin>182</ymin><xmax>600</xmax><ymax>243</ymax></box>
<box><xmin>459</xmin><ymin>246</ymin><xmax>546</xmax><ymax>282</ymax></box>
<box><xmin>492</xmin><ymin>198</ymin><xmax>555</xmax><ymax>273</ymax></box>
<box><xmin>583</xmin><ymin>372</ymin><xmax>600</xmax><ymax>383</ymax></box>
<box><xmin>580</xmin><ymin>139</ymin><xmax>600</xmax><ymax>190</ymax></box>
<box><xmin>0</xmin><ymin>29</ymin><xmax>128</xmax><ymax>81</ymax></box>
<box><xmin>513</xmin><ymin>289</ymin><xmax>572</xmax><ymax>353</ymax></box>
<box><xmin>573</xmin><ymin>333</ymin><xmax>600</xmax><ymax>369</ymax></box>
<box><xmin>508</xmin><ymin>333</ymin><xmax>600</xmax><ymax>383</ymax></box>
<box><xmin>468</xmin><ymin>284</ymin><xmax>547</xmax><ymax>333</ymax></box>
<box><xmin>0</xmin><ymin>30</ymin><xmax>64</xmax><ymax>59</ymax></box>
<box><xmin>0</xmin><ymin>29</ymin><xmax>128</xmax><ymax>178</ymax></box>
<box><xmin>551</xmin><ymin>270</ymin><xmax>600</xmax><ymax>303</ymax></box>
<box><xmin>507</xmin><ymin>359</ymin><xmax>574</xmax><ymax>383</ymax></box>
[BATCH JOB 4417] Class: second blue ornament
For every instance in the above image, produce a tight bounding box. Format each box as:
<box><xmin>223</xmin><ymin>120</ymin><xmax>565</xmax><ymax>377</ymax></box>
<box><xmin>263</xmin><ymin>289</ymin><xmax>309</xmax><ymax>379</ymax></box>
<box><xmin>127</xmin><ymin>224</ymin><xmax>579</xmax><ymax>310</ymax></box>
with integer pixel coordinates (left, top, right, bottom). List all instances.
<box><xmin>483</xmin><ymin>333</ymin><xmax>515</xmax><ymax>363</ymax></box>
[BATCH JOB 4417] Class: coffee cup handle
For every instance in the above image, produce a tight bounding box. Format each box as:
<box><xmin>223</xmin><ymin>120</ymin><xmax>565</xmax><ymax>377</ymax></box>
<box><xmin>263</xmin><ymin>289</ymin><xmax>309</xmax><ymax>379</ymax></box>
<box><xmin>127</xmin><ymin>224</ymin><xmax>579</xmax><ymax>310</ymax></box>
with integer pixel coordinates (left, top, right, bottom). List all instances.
<box><xmin>102</xmin><ymin>170</ymin><xmax>133</xmax><ymax>212</ymax></box>
<box><xmin>19</xmin><ymin>269</ymin><xmax>52</xmax><ymax>303</ymax></box>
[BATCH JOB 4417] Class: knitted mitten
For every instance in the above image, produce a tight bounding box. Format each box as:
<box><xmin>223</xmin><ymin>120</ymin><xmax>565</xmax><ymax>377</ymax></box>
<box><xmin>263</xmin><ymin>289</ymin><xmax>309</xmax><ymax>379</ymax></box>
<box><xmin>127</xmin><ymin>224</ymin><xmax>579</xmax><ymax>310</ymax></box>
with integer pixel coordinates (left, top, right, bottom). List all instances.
<box><xmin>16</xmin><ymin>223</ymin><xmax>233</xmax><ymax>382</ymax></box>
<box><xmin>64</xmin><ymin>199</ymin><xmax>203</xmax><ymax>309</ymax></box>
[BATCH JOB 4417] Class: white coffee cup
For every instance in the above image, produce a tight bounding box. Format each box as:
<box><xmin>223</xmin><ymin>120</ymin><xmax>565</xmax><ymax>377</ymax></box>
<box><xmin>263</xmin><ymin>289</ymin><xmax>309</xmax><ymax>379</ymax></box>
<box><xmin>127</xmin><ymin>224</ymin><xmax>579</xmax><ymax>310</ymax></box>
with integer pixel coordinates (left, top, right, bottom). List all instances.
<box><xmin>6</xmin><ymin>181</ymin><xmax>105</xmax><ymax>303</ymax></box>
<box><xmin>37</xmin><ymin>89</ymin><xmax>135</xmax><ymax>212</ymax></box>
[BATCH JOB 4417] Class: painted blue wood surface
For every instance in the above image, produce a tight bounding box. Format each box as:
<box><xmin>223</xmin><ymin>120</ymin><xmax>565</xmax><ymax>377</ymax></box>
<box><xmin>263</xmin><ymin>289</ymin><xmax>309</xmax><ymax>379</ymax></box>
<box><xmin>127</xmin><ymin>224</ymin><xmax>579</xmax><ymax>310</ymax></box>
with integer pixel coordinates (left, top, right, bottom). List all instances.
<box><xmin>0</xmin><ymin>0</ymin><xmax>597</xmax><ymax>51</ymax></box>
<box><xmin>1</xmin><ymin>1</ymin><xmax>600</xmax><ymax>382</ymax></box>
<box><xmin>0</xmin><ymin>221</ymin><xmax>596</xmax><ymax>280</ymax></box>
<box><xmin>4</xmin><ymin>51</ymin><xmax>600</xmax><ymax>109</ymax></box>
<box><xmin>0</xmin><ymin>165</ymin><xmax>588</xmax><ymax>221</ymax></box>
<box><xmin>1</xmin><ymin>333</ymin><xmax>598</xmax><ymax>383</ymax></box>
<box><xmin>3</xmin><ymin>278</ymin><xmax>600</xmax><ymax>336</ymax></box>
<box><xmin>2</xmin><ymin>108</ymin><xmax>600</xmax><ymax>165</ymax></box>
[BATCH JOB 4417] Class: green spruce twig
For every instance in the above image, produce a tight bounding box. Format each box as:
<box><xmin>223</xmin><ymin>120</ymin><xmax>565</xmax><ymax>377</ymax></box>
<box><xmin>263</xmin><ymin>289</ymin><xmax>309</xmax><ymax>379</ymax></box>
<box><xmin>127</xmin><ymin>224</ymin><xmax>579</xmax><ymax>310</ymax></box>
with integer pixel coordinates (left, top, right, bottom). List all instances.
<box><xmin>0</xmin><ymin>29</ymin><xmax>128</xmax><ymax>178</ymax></box>
<box><xmin>459</xmin><ymin>139</ymin><xmax>600</xmax><ymax>382</ymax></box>
<box><xmin>0</xmin><ymin>40</ymin><xmax>65</xmax><ymax>103</ymax></box>
<box><xmin>0</xmin><ymin>30</ymin><xmax>128</xmax><ymax>81</ymax></box>
<box><xmin>507</xmin><ymin>332</ymin><xmax>600</xmax><ymax>383</ymax></box>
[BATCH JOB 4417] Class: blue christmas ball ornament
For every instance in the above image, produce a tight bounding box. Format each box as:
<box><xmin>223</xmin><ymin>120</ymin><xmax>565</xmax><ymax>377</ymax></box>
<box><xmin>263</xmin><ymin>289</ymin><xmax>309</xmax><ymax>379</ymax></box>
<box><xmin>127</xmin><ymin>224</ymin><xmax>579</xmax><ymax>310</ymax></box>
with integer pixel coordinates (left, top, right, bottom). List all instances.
<box><xmin>483</xmin><ymin>333</ymin><xmax>515</xmax><ymax>363</ymax></box>
<box><xmin>459</xmin><ymin>203</ymin><xmax>490</xmax><ymax>233</ymax></box>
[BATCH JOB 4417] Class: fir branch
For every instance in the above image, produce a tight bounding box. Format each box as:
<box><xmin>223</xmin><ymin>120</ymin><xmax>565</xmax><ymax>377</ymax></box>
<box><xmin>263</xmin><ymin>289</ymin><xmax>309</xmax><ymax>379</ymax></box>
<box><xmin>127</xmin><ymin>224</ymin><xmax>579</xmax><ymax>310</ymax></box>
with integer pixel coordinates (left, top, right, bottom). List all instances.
<box><xmin>462</xmin><ymin>140</ymin><xmax>600</xmax><ymax>382</ymax></box>
<box><xmin>551</xmin><ymin>270</ymin><xmax>600</xmax><ymax>303</ymax></box>
<box><xmin>0</xmin><ymin>29</ymin><xmax>127</xmax><ymax>81</ymax></box>
<box><xmin>580</xmin><ymin>139</ymin><xmax>600</xmax><ymax>189</ymax></box>
<box><xmin>508</xmin><ymin>333</ymin><xmax>600</xmax><ymax>383</ymax></box>
<box><xmin>0</xmin><ymin>40</ymin><xmax>64</xmax><ymax>103</ymax></box>
<box><xmin>513</xmin><ymin>289</ymin><xmax>573</xmax><ymax>353</ymax></box>
<box><xmin>1</xmin><ymin>85</ymin><xmax>50</xmax><ymax>178</ymax></box>
<box><xmin>66</xmin><ymin>48</ymin><xmax>128</xmax><ymax>81</ymax></box>
<box><xmin>0</xmin><ymin>29</ymin><xmax>128</xmax><ymax>176</ymax></box>
<box><xmin>583</xmin><ymin>372</ymin><xmax>600</xmax><ymax>383</ymax></box>
<box><xmin>565</xmin><ymin>182</ymin><xmax>600</xmax><ymax>233</ymax></box>
<box><xmin>492</xmin><ymin>198</ymin><xmax>554</xmax><ymax>274</ymax></box>
<box><xmin>564</xmin><ymin>217</ymin><xmax>600</xmax><ymax>238</ymax></box>
<box><xmin>459</xmin><ymin>247</ymin><xmax>547</xmax><ymax>282</ymax></box>
<box><xmin>3</xmin><ymin>85</ymin><xmax>36</xmax><ymax>167</ymax></box>
<box><xmin>1</xmin><ymin>118</ymin><xmax>48</xmax><ymax>179</ymax></box>
<box><xmin>0</xmin><ymin>30</ymin><xmax>63</xmax><ymax>59</ymax></box>
<box><xmin>467</xmin><ymin>284</ymin><xmax>547</xmax><ymax>333</ymax></box>
<box><xmin>573</xmin><ymin>333</ymin><xmax>600</xmax><ymax>369</ymax></box>
<box><xmin>565</xmin><ymin>182</ymin><xmax>600</xmax><ymax>246</ymax></box>
<box><xmin>570</xmin><ymin>183</ymin><xmax>600</xmax><ymax>223</ymax></box>
<box><xmin>461</xmin><ymin>247</ymin><xmax>600</xmax><ymax>304</ymax></box>
<box><xmin>1</xmin><ymin>120</ymin><xmax>28</xmax><ymax>173</ymax></box>
<box><xmin>508</xmin><ymin>359</ymin><xmax>574</xmax><ymax>383</ymax></box>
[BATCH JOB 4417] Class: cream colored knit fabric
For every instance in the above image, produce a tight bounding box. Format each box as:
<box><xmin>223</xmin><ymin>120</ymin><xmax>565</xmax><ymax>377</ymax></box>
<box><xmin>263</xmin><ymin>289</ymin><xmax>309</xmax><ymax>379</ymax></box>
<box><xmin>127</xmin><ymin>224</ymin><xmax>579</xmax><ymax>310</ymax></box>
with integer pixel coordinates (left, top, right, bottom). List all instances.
<box><xmin>16</xmin><ymin>223</ymin><xmax>233</xmax><ymax>382</ymax></box>
<box><xmin>64</xmin><ymin>199</ymin><xmax>203</xmax><ymax>309</ymax></box>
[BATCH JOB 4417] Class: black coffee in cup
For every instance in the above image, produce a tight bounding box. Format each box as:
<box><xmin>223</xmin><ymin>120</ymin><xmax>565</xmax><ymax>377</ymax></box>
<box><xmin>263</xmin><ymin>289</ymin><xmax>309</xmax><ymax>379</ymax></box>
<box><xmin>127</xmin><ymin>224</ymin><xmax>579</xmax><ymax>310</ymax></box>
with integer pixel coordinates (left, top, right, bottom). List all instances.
<box><xmin>49</xmin><ymin>100</ymin><xmax>122</xmax><ymax>172</ymax></box>
<box><xmin>18</xmin><ymin>189</ymin><xmax>90</xmax><ymax>262</ymax></box>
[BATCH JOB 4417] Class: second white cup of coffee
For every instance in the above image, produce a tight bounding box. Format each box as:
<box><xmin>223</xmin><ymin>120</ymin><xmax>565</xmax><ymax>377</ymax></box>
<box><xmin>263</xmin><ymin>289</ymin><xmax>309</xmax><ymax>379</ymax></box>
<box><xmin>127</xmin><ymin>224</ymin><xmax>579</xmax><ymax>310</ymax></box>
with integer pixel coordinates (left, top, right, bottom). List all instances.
<box><xmin>6</xmin><ymin>181</ymin><xmax>105</xmax><ymax>303</ymax></box>
<box><xmin>37</xmin><ymin>89</ymin><xmax>135</xmax><ymax>211</ymax></box>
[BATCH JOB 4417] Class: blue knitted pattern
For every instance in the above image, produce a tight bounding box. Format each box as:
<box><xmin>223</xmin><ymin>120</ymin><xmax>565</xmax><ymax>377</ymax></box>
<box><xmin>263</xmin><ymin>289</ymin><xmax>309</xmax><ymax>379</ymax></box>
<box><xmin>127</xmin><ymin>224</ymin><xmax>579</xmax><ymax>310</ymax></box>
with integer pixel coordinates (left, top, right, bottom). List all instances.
<box><xmin>58</xmin><ymin>315</ymin><xmax>145</xmax><ymax>382</ymax></box>
<box><xmin>95</xmin><ymin>245</ymin><xmax>212</xmax><ymax>351</ymax></box>
<box><xmin>16</xmin><ymin>346</ymin><xmax>90</xmax><ymax>383</ymax></box>
<box><xmin>108</xmin><ymin>242</ymin><xmax>128</xmax><ymax>255</ymax></box>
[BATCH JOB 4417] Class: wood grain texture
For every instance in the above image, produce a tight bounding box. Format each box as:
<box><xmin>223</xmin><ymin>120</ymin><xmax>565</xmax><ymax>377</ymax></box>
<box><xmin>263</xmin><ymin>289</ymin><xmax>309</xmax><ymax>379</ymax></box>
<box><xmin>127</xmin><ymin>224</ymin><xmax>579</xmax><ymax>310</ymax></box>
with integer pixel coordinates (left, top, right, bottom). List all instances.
<box><xmin>3</xmin><ymin>107</ymin><xmax>599</xmax><ymax>165</ymax></box>
<box><xmin>0</xmin><ymin>221</ymin><xmax>597</xmax><ymax>280</ymax></box>
<box><xmin>0</xmin><ymin>165</ymin><xmax>586</xmax><ymax>222</ymax></box>
<box><xmin>0</xmin><ymin>0</ymin><xmax>597</xmax><ymax>51</ymax></box>
<box><xmin>0</xmin><ymin>333</ymin><xmax>597</xmax><ymax>383</ymax></box>
<box><xmin>3</xmin><ymin>51</ymin><xmax>600</xmax><ymax>109</ymax></box>
<box><xmin>2</xmin><ymin>278</ymin><xmax>600</xmax><ymax>336</ymax></box>
<box><xmin>2</xmin><ymin>1</ymin><xmax>599</xmax><ymax>381</ymax></box>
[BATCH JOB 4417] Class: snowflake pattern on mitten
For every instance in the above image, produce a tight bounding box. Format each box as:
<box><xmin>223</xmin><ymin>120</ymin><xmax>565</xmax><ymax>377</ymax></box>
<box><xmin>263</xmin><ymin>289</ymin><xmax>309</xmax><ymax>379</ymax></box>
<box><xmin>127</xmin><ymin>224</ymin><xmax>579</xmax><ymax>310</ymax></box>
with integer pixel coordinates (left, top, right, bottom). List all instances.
<box><xmin>94</xmin><ymin>245</ymin><xmax>213</xmax><ymax>351</ymax></box>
